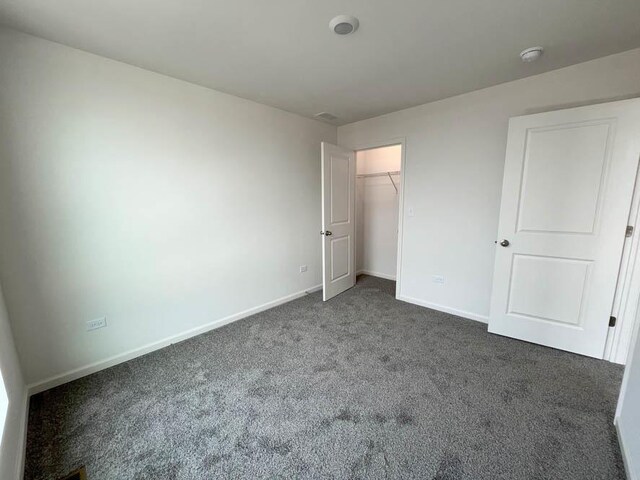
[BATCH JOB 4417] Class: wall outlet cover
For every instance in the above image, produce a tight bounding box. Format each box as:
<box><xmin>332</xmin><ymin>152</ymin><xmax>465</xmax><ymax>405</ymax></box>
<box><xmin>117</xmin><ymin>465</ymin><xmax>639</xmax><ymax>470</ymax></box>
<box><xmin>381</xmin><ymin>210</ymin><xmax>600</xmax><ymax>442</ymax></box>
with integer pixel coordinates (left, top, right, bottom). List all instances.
<box><xmin>432</xmin><ymin>275</ymin><xmax>445</xmax><ymax>284</ymax></box>
<box><xmin>86</xmin><ymin>317</ymin><xmax>107</xmax><ymax>331</ymax></box>
<box><xmin>299</xmin><ymin>265</ymin><xmax>308</xmax><ymax>273</ymax></box>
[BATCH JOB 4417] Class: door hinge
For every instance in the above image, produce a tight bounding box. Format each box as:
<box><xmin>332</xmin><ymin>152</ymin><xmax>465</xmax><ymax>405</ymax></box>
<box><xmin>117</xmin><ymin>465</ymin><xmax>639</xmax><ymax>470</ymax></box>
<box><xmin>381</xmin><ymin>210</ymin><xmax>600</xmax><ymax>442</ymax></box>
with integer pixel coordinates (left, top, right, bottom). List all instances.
<box><xmin>626</xmin><ymin>225</ymin><xmax>634</xmax><ymax>238</ymax></box>
<box><xmin>609</xmin><ymin>316</ymin><xmax>617</xmax><ymax>327</ymax></box>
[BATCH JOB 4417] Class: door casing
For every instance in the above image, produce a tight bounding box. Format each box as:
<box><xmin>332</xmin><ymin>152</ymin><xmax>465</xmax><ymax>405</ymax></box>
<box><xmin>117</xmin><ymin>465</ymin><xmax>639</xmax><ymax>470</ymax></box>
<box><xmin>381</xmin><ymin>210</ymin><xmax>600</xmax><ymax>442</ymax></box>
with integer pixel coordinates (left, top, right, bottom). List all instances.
<box><xmin>344</xmin><ymin>138</ymin><xmax>407</xmax><ymax>299</ymax></box>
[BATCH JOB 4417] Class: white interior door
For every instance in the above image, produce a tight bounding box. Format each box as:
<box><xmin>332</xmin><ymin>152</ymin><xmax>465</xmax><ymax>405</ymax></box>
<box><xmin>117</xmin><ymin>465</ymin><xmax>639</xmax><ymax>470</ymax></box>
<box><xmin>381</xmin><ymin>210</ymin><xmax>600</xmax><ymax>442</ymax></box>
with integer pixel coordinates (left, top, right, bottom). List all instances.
<box><xmin>322</xmin><ymin>142</ymin><xmax>356</xmax><ymax>301</ymax></box>
<box><xmin>489</xmin><ymin>99</ymin><xmax>640</xmax><ymax>358</ymax></box>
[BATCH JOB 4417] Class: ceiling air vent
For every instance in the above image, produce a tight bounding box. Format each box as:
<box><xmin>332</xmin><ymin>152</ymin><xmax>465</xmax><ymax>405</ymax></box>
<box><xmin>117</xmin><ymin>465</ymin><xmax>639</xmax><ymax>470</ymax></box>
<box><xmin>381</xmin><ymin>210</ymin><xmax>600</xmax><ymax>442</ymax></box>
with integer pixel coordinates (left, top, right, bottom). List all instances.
<box><xmin>315</xmin><ymin>112</ymin><xmax>338</xmax><ymax>122</ymax></box>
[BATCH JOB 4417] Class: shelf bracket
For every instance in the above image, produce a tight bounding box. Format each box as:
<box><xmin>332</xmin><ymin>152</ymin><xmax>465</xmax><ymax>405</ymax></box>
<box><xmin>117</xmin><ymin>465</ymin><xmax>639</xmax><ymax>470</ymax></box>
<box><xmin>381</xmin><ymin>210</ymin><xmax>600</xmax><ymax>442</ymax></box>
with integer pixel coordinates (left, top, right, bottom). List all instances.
<box><xmin>387</xmin><ymin>171</ymin><xmax>398</xmax><ymax>194</ymax></box>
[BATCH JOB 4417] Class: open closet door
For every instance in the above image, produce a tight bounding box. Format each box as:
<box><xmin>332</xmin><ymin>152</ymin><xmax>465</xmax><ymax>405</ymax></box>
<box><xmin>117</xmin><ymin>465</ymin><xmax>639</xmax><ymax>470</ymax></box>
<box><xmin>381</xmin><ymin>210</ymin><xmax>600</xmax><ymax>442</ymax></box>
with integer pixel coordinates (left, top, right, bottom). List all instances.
<box><xmin>321</xmin><ymin>142</ymin><xmax>356</xmax><ymax>301</ymax></box>
<box><xmin>488</xmin><ymin>99</ymin><xmax>640</xmax><ymax>358</ymax></box>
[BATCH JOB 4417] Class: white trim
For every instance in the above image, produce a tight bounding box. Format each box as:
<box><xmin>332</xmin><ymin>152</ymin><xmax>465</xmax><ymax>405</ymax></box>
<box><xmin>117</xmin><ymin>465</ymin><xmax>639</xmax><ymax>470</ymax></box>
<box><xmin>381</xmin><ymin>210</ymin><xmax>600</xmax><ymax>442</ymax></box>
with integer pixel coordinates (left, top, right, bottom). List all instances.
<box><xmin>397</xmin><ymin>294</ymin><xmax>489</xmax><ymax>324</ymax></box>
<box><xmin>357</xmin><ymin>270</ymin><xmax>396</xmax><ymax>281</ymax></box>
<box><xmin>616</xmin><ymin>289</ymin><xmax>640</xmax><ymax>419</ymax></box>
<box><xmin>28</xmin><ymin>284</ymin><xmax>322</xmax><ymax>395</ymax></box>
<box><xmin>615</xmin><ymin>417</ymin><xmax>637</xmax><ymax>480</ymax></box>
<box><xmin>614</xmin><ymin>290</ymin><xmax>640</xmax><ymax>479</ymax></box>
<box><xmin>15</xmin><ymin>387</ymin><xmax>28</xmax><ymax>480</ymax></box>
<box><xmin>606</xmin><ymin>160</ymin><xmax>640</xmax><ymax>364</ymax></box>
<box><xmin>347</xmin><ymin>137</ymin><xmax>407</xmax><ymax>300</ymax></box>
<box><xmin>304</xmin><ymin>285</ymin><xmax>323</xmax><ymax>294</ymax></box>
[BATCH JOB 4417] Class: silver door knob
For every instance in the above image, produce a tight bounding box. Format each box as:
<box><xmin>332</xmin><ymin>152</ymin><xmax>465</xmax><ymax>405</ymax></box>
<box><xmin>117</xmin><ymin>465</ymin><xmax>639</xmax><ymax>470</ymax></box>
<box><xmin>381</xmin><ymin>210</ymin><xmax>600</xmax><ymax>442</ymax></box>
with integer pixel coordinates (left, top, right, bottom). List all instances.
<box><xmin>321</xmin><ymin>231</ymin><xmax>333</xmax><ymax>236</ymax></box>
<box><xmin>500</xmin><ymin>239</ymin><xmax>510</xmax><ymax>247</ymax></box>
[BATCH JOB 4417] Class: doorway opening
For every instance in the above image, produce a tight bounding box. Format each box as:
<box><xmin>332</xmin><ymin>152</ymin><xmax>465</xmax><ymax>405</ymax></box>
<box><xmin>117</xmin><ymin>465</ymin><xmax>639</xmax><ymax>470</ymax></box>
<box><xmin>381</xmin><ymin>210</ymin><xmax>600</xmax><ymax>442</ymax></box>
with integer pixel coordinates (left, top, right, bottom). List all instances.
<box><xmin>320</xmin><ymin>140</ymin><xmax>405</xmax><ymax>302</ymax></box>
<box><xmin>355</xmin><ymin>144</ymin><xmax>402</xmax><ymax>284</ymax></box>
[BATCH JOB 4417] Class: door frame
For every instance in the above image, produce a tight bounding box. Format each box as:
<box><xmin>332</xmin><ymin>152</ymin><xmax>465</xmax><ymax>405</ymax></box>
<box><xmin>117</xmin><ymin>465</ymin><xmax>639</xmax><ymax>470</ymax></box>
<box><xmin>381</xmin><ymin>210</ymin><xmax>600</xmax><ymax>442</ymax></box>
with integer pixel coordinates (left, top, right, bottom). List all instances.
<box><xmin>606</xmin><ymin>159</ymin><xmax>640</xmax><ymax>364</ymax></box>
<box><xmin>348</xmin><ymin>137</ymin><xmax>407</xmax><ymax>299</ymax></box>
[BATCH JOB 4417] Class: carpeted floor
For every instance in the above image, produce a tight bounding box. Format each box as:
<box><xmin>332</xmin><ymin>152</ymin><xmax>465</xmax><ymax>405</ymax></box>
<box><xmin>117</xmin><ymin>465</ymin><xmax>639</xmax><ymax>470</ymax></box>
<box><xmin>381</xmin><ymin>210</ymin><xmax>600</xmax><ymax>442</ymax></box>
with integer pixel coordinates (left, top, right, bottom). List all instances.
<box><xmin>25</xmin><ymin>275</ymin><xmax>626</xmax><ymax>480</ymax></box>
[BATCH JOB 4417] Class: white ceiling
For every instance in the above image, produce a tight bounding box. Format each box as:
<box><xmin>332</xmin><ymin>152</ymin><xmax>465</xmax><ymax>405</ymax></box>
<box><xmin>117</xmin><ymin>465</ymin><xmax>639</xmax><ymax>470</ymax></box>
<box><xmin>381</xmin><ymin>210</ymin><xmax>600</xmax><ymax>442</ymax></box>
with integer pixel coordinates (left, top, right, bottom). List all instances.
<box><xmin>1</xmin><ymin>0</ymin><xmax>639</xmax><ymax>125</ymax></box>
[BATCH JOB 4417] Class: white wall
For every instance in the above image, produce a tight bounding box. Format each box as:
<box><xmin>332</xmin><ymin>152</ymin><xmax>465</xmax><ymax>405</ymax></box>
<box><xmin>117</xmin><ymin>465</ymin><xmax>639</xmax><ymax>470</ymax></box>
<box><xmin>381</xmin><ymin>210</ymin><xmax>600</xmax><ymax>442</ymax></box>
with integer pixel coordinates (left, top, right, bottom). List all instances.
<box><xmin>0</xmin><ymin>28</ymin><xmax>336</xmax><ymax>387</ymax></box>
<box><xmin>339</xmin><ymin>48</ymin><xmax>640</xmax><ymax>322</ymax></box>
<box><xmin>0</xmin><ymin>285</ymin><xmax>27</xmax><ymax>480</ymax></box>
<box><xmin>617</xmin><ymin>305</ymin><xmax>640</xmax><ymax>480</ymax></box>
<box><xmin>356</xmin><ymin>146</ymin><xmax>402</xmax><ymax>175</ymax></box>
<box><xmin>356</xmin><ymin>146</ymin><xmax>401</xmax><ymax>279</ymax></box>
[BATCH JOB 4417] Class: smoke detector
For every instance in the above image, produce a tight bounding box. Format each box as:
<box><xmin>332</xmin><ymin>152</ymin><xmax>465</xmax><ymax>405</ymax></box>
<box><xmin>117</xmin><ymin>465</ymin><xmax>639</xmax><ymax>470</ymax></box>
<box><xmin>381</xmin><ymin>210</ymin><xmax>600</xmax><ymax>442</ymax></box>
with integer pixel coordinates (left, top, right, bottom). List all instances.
<box><xmin>329</xmin><ymin>15</ymin><xmax>359</xmax><ymax>35</ymax></box>
<box><xmin>520</xmin><ymin>46</ymin><xmax>544</xmax><ymax>63</ymax></box>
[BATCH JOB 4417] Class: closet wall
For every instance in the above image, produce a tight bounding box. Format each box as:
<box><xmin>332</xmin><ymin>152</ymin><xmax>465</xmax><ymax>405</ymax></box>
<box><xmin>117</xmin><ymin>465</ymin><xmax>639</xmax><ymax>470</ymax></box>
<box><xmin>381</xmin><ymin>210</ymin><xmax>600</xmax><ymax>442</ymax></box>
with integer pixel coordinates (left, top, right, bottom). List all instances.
<box><xmin>356</xmin><ymin>145</ymin><xmax>402</xmax><ymax>280</ymax></box>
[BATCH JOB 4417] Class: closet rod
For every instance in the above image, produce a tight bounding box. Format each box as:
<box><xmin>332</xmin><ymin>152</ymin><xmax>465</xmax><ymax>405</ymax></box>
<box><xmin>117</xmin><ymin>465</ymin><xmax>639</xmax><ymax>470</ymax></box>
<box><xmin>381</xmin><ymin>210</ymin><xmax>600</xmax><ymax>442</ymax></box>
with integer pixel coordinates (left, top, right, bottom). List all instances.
<box><xmin>356</xmin><ymin>170</ymin><xmax>400</xmax><ymax>193</ymax></box>
<box><xmin>356</xmin><ymin>170</ymin><xmax>400</xmax><ymax>178</ymax></box>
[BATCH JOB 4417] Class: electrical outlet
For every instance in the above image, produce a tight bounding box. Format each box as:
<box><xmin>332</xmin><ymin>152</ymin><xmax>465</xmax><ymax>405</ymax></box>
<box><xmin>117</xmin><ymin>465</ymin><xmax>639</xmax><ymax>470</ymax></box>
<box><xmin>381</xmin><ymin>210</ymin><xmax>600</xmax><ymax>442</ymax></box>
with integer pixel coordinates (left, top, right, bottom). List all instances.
<box><xmin>299</xmin><ymin>265</ymin><xmax>308</xmax><ymax>273</ymax></box>
<box><xmin>86</xmin><ymin>316</ymin><xmax>107</xmax><ymax>331</ymax></box>
<box><xmin>407</xmin><ymin>207</ymin><xmax>415</xmax><ymax>217</ymax></box>
<box><xmin>432</xmin><ymin>275</ymin><xmax>445</xmax><ymax>285</ymax></box>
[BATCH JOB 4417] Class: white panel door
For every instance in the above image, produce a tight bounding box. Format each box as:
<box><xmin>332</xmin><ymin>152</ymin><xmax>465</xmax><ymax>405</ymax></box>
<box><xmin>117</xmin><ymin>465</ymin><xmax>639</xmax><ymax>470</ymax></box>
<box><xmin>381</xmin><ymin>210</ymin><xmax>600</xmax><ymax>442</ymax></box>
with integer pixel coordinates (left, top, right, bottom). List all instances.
<box><xmin>489</xmin><ymin>99</ymin><xmax>640</xmax><ymax>358</ymax></box>
<box><xmin>322</xmin><ymin>142</ymin><xmax>356</xmax><ymax>301</ymax></box>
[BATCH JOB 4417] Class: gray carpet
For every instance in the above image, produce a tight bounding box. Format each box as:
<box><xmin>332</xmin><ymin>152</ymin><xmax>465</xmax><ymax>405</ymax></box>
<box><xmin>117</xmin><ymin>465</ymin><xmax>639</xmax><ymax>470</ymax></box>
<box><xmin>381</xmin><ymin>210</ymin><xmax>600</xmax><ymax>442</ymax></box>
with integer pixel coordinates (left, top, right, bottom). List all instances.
<box><xmin>25</xmin><ymin>275</ymin><xmax>626</xmax><ymax>480</ymax></box>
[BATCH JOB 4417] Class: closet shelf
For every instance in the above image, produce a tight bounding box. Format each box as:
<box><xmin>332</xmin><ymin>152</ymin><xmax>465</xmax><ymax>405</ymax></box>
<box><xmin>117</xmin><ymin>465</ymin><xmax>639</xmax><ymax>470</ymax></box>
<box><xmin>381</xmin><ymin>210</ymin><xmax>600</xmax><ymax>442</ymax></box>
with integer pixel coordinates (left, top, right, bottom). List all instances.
<box><xmin>356</xmin><ymin>170</ymin><xmax>400</xmax><ymax>193</ymax></box>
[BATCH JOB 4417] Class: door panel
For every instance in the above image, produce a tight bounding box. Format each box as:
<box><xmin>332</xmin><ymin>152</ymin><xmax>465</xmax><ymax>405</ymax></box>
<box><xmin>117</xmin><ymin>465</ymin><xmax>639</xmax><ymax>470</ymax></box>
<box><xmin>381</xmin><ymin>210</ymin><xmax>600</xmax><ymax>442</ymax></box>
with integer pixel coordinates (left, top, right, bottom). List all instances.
<box><xmin>508</xmin><ymin>254</ymin><xmax>592</xmax><ymax>326</ymax></box>
<box><xmin>489</xmin><ymin>99</ymin><xmax>640</xmax><ymax>358</ymax></box>
<box><xmin>330</xmin><ymin>236</ymin><xmax>350</xmax><ymax>280</ymax></box>
<box><xmin>516</xmin><ymin>122</ymin><xmax>611</xmax><ymax>234</ymax></box>
<box><xmin>322</xmin><ymin>142</ymin><xmax>356</xmax><ymax>301</ymax></box>
<box><xmin>330</xmin><ymin>156</ymin><xmax>350</xmax><ymax>223</ymax></box>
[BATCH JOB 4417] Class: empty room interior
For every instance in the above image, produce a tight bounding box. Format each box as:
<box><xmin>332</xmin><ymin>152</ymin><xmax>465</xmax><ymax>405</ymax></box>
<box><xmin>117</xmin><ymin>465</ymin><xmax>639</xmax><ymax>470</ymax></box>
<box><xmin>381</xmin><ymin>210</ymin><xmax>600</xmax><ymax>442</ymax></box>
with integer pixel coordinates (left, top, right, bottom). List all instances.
<box><xmin>1</xmin><ymin>1</ymin><xmax>640</xmax><ymax>479</ymax></box>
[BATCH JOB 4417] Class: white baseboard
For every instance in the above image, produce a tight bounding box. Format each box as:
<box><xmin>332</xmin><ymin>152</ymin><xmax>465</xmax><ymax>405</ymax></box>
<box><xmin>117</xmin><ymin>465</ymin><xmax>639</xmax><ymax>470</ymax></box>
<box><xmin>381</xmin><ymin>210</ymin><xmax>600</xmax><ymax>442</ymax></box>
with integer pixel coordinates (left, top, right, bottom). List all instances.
<box><xmin>16</xmin><ymin>387</ymin><xmax>28</xmax><ymax>480</ymax></box>
<box><xmin>396</xmin><ymin>294</ymin><xmax>489</xmax><ymax>324</ymax></box>
<box><xmin>357</xmin><ymin>270</ymin><xmax>396</xmax><ymax>281</ymax></box>
<box><xmin>616</xmin><ymin>417</ymin><xmax>637</xmax><ymax>480</ymax></box>
<box><xmin>28</xmin><ymin>283</ymin><xmax>322</xmax><ymax>395</ymax></box>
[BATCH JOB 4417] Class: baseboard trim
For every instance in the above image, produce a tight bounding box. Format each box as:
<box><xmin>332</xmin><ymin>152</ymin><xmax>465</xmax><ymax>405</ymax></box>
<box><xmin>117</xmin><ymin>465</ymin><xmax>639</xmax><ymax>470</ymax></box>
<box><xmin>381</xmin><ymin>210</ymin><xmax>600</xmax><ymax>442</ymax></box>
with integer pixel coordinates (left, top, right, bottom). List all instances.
<box><xmin>14</xmin><ymin>386</ymin><xmax>28</xmax><ymax>480</ymax></box>
<box><xmin>396</xmin><ymin>294</ymin><xmax>489</xmax><ymax>324</ymax></box>
<box><xmin>357</xmin><ymin>270</ymin><xmax>396</xmax><ymax>281</ymax></box>
<box><xmin>28</xmin><ymin>283</ymin><xmax>322</xmax><ymax>395</ymax></box>
<box><xmin>615</xmin><ymin>417</ymin><xmax>637</xmax><ymax>480</ymax></box>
